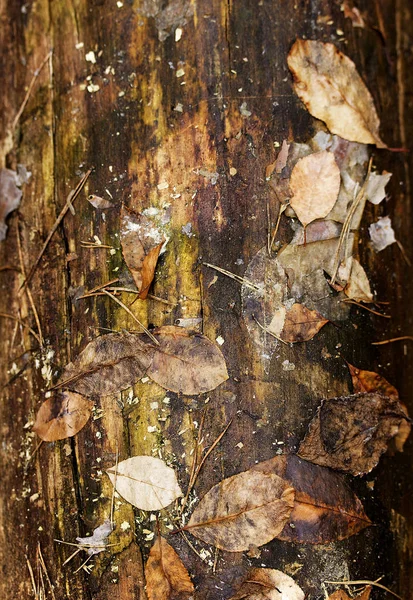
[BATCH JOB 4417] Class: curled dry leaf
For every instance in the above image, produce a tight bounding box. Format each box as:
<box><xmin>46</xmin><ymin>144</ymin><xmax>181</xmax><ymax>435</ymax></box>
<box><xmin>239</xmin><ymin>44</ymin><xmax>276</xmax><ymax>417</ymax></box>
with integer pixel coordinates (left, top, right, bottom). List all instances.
<box><xmin>145</xmin><ymin>536</ymin><xmax>194</xmax><ymax>600</ymax></box>
<box><xmin>148</xmin><ymin>325</ymin><xmax>228</xmax><ymax>395</ymax></box>
<box><xmin>229</xmin><ymin>568</ymin><xmax>304</xmax><ymax>600</ymax></box>
<box><xmin>186</xmin><ymin>469</ymin><xmax>295</xmax><ymax>552</ymax></box>
<box><xmin>107</xmin><ymin>456</ymin><xmax>182</xmax><ymax>511</ymax></box>
<box><xmin>328</xmin><ymin>586</ymin><xmax>372</xmax><ymax>600</ymax></box>
<box><xmin>120</xmin><ymin>205</ymin><xmax>165</xmax><ymax>299</ymax></box>
<box><xmin>347</xmin><ymin>362</ymin><xmax>411</xmax><ymax>452</ymax></box>
<box><xmin>369</xmin><ymin>216</ymin><xmax>396</xmax><ymax>252</ymax></box>
<box><xmin>58</xmin><ymin>333</ymin><xmax>155</xmax><ymax>396</ymax></box>
<box><xmin>253</xmin><ymin>454</ymin><xmax>370</xmax><ymax>543</ymax></box>
<box><xmin>287</xmin><ymin>39</ymin><xmax>386</xmax><ymax>148</ymax></box>
<box><xmin>365</xmin><ymin>171</ymin><xmax>392</xmax><ymax>205</ymax></box>
<box><xmin>87</xmin><ymin>194</ymin><xmax>113</xmax><ymax>209</ymax></box>
<box><xmin>33</xmin><ymin>391</ymin><xmax>93</xmax><ymax>441</ymax></box>
<box><xmin>298</xmin><ymin>393</ymin><xmax>409</xmax><ymax>476</ymax></box>
<box><xmin>268</xmin><ymin>303</ymin><xmax>328</xmax><ymax>343</ymax></box>
<box><xmin>289</xmin><ymin>151</ymin><xmax>341</xmax><ymax>227</ymax></box>
<box><xmin>76</xmin><ymin>519</ymin><xmax>113</xmax><ymax>556</ymax></box>
<box><xmin>0</xmin><ymin>168</ymin><xmax>23</xmax><ymax>241</ymax></box>
<box><xmin>343</xmin><ymin>258</ymin><xmax>373</xmax><ymax>302</ymax></box>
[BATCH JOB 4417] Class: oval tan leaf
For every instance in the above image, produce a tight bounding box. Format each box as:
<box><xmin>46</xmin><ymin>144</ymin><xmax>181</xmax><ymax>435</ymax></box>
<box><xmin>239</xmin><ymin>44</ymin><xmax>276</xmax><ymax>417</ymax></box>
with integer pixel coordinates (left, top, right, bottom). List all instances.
<box><xmin>287</xmin><ymin>39</ymin><xmax>386</xmax><ymax>148</ymax></box>
<box><xmin>107</xmin><ymin>456</ymin><xmax>182</xmax><ymax>511</ymax></box>
<box><xmin>33</xmin><ymin>391</ymin><xmax>93</xmax><ymax>441</ymax></box>
<box><xmin>279</xmin><ymin>303</ymin><xmax>328</xmax><ymax>343</ymax></box>
<box><xmin>145</xmin><ymin>536</ymin><xmax>194</xmax><ymax>600</ymax></box>
<box><xmin>186</xmin><ymin>470</ymin><xmax>295</xmax><ymax>552</ymax></box>
<box><xmin>229</xmin><ymin>568</ymin><xmax>305</xmax><ymax>600</ymax></box>
<box><xmin>289</xmin><ymin>151</ymin><xmax>341</xmax><ymax>227</ymax></box>
<box><xmin>120</xmin><ymin>205</ymin><xmax>165</xmax><ymax>299</ymax></box>
<box><xmin>148</xmin><ymin>325</ymin><xmax>229</xmax><ymax>395</ymax></box>
<box><xmin>253</xmin><ymin>454</ymin><xmax>371</xmax><ymax>543</ymax></box>
<box><xmin>58</xmin><ymin>333</ymin><xmax>155</xmax><ymax>396</ymax></box>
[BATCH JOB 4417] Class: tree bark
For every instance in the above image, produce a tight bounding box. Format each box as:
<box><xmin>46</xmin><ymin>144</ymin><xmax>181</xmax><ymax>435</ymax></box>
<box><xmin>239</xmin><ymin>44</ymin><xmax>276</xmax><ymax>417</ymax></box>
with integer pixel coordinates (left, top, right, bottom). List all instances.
<box><xmin>1</xmin><ymin>0</ymin><xmax>412</xmax><ymax>599</ymax></box>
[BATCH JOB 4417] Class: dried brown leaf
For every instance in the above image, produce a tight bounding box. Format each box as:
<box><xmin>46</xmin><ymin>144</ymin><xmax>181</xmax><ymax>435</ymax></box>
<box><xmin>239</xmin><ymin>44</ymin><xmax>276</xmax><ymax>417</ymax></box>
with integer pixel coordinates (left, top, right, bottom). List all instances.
<box><xmin>328</xmin><ymin>586</ymin><xmax>372</xmax><ymax>600</ymax></box>
<box><xmin>253</xmin><ymin>454</ymin><xmax>371</xmax><ymax>543</ymax></box>
<box><xmin>148</xmin><ymin>325</ymin><xmax>228</xmax><ymax>395</ymax></box>
<box><xmin>343</xmin><ymin>258</ymin><xmax>373</xmax><ymax>302</ymax></box>
<box><xmin>0</xmin><ymin>168</ymin><xmax>22</xmax><ymax>241</ymax></box>
<box><xmin>58</xmin><ymin>333</ymin><xmax>155</xmax><ymax>396</ymax></box>
<box><xmin>365</xmin><ymin>171</ymin><xmax>392</xmax><ymax>205</ymax></box>
<box><xmin>229</xmin><ymin>568</ymin><xmax>304</xmax><ymax>600</ymax></box>
<box><xmin>107</xmin><ymin>456</ymin><xmax>182</xmax><ymax>511</ymax></box>
<box><xmin>287</xmin><ymin>39</ymin><xmax>386</xmax><ymax>148</ymax></box>
<box><xmin>186</xmin><ymin>469</ymin><xmax>295</xmax><ymax>552</ymax></box>
<box><xmin>289</xmin><ymin>151</ymin><xmax>341</xmax><ymax>227</ymax></box>
<box><xmin>298</xmin><ymin>393</ymin><xmax>409</xmax><ymax>475</ymax></box>
<box><xmin>120</xmin><ymin>205</ymin><xmax>165</xmax><ymax>299</ymax></box>
<box><xmin>33</xmin><ymin>391</ymin><xmax>93</xmax><ymax>441</ymax></box>
<box><xmin>279</xmin><ymin>303</ymin><xmax>328</xmax><ymax>343</ymax></box>
<box><xmin>145</xmin><ymin>536</ymin><xmax>194</xmax><ymax>600</ymax></box>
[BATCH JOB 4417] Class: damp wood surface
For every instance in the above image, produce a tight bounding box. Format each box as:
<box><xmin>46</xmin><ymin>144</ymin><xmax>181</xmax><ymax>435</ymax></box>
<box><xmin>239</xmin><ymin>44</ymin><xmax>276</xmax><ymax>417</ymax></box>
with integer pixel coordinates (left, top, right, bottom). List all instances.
<box><xmin>1</xmin><ymin>0</ymin><xmax>413</xmax><ymax>599</ymax></box>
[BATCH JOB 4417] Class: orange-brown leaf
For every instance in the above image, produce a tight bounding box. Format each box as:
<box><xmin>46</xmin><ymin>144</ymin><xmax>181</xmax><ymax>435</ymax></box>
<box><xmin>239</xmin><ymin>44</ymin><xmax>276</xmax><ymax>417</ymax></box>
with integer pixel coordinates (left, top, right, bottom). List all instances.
<box><xmin>229</xmin><ymin>568</ymin><xmax>304</xmax><ymax>600</ymax></box>
<box><xmin>328</xmin><ymin>586</ymin><xmax>372</xmax><ymax>600</ymax></box>
<box><xmin>287</xmin><ymin>39</ymin><xmax>386</xmax><ymax>148</ymax></box>
<box><xmin>120</xmin><ymin>205</ymin><xmax>165</xmax><ymax>299</ymax></box>
<box><xmin>253</xmin><ymin>454</ymin><xmax>370</xmax><ymax>544</ymax></box>
<box><xmin>145</xmin><ymin>536</ymin><xmax>194</xmax><ymax>600</ymax></box>
<box><xmin>347</xmin><ymin>362</ymin><xmax>399</xmax><ymax>398</ymax></box>
<box><xmin>33</xmin><ymin>391</ymin><xmax>93</xmax><ymax>441</ymax></box>
<box><xmin>280</xmin><ymin>303</ymin><xmax>328</xmax><ymax>343</ymax></box>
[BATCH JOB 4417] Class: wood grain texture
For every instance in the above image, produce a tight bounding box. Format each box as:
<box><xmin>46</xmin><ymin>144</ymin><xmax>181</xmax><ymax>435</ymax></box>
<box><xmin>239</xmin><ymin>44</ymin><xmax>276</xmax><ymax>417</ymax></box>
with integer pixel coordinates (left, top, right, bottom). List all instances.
<box><xmin>1</xmin><ymin>0</ymin><xmax>412</xmax><ymax>598</ymax></box>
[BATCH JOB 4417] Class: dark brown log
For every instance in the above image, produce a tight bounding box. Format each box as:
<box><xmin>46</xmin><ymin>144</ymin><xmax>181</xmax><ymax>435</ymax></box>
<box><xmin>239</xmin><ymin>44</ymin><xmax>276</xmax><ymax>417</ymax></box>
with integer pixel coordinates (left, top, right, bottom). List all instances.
<box><xmin>1</xmin><ymin>1</ymin><xmax>412</xmax><ymax>598</ymax></box>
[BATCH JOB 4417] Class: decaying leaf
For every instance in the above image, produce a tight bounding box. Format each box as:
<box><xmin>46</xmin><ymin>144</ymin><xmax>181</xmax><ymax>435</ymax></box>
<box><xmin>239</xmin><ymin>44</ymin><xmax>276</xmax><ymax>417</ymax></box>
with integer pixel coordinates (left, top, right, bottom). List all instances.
<box><xmin>253</xmin><ymin>454</ymin><xmax>370</xmax><ymax>543</ymax></box>
<box><xmin>58</xmin><ymin>333</ymin><xmax>155</xmax><ymax>396</ymax></box>
<box><xmin>347</xmin><ymin>362</ymin><xmax>411</xmax><ymax>452</ymax></box>
<box><xmin>289</xmin><ymin>151</ymin><xmax>341</xmax><ymax>227</ymax></box>
<box><xmin>76</xmin><ymin>519</ymin><xmax>113</xmax><ymax>556</ymax></box>
<box><xmin>107</xmin><ymin>456</ymin><xmax>182</xmax><ymax>511</ymax></box>
<box><xmin>365</xmin><ymin>171</ymin><xmax>392</xmax><ymax>205</ymax></box>
<box><xmin>145</xmin><ymin>536</ymin><xmax>194</xmax><ymax>600</ymax></box>
<box><xmin>328</xmin><ymin>586</ymin><xmax>372</xmax><ymax>600</ymax></box>
<box><xmin>148</xmin><ymin>325</ymin><xmax>228</xmax><ymax>394</ymax></box>
<box><xmin>343</xmin><ymin>258</ymin><xmax>373</xmax><ymax>302</ymax></box>
<box><xmin>186</xmin><ymin>469</ymin><xmax>295</xmax><ymax>552</ymax></box>
<box><xmin>0</xmin><ymin>168</ymin><xmax>23</xmax><ymax>241</ymax></box>
<box><xmin>287</xmin><ymin>39</ymin><xmax>386</xmax><ymax>148</ymax></box>
<box><xmin>298</xmin><ymin>393</ymin><xmax>409</xmax><ymax>476</ymax></box>
<box><xmin>278</xmin><ymin>303</ymin><xmax>328</xmax><ymax>343</ymax></box>
<box><xmin>87</xmin><ymin>194</ymin><xmax>113</xmax><ymax>209</ymax></box>
<box><xmin>369</xmin><ymin>216</ymin><xmax>396</xmax><ymax>252</ymax></box>
<box><xmin>120</xmin><ymin>205</ymin><xmax>165</xmax><ymax>299</ymax></box>
<box><xmin>33</xmin><ymin>391</ymin><xmax>93</xmax><ymax>441</ymax></box>
<box><xmin>342</xmin><ymin>1</ymin><xmax>366</xmax><ymax>29</ymax></box>
<box><xmin>229</xmin><ymin>568</ymin><xmax>304</xmax><ymax>600</ymax></box>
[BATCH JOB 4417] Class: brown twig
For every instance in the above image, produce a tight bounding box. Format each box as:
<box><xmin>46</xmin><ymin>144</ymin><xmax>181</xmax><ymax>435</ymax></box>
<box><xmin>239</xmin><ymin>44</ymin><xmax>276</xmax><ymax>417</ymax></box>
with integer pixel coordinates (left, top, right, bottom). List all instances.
<box><xmin>101</xmin><ymin>289</ymin><xmax>159</xmax><ymax>345</ymax></box>
<box><xmin>21</xmin><ymin>168</ymin><xmax>93</xmax><ymax>291</ymax></box>
<box><xmin>372</xmin><ymin>336</ymin><xmax>413</xmax><ymax>345</ymax></box>
<box><xmin>270</xmin><ymin>203</ymin><xmax>287</xmax><ymax>251</ymax></box>
<box><xmin>325</xmin><ymin>579</ymin><xmax>402</xmax><ymax>600</ymax></box>
<box><xmin>12</xmin><ymin>51</ymin><xmax>52</xmax><ymax>131</ymax></box>
<box><xmin>253</xmin><ymin>314</ymin><xmax>288</xmax><ymax>345</ymax></box>
<box><xmin>203</xmin><ymin>262</ymin><xmax>261</xmax><ymax>292</ymax></box>
<box><xmin>37</xmin><ymin>543</ymin><xmax>56</xmax><ymax>600</ymax></box>
<box><xmin>340</xmin><ymin>299</ymin><xmax>391</xmax><ymax>318</ymax></box>
<box><xmin>17</xmin><ymin>225</ymin><xmax>44</xmax><ymax>347</ymax></box>
<box><xmin>0</xmin><ymin>312</ymin><xmax>41</xmax><ymax>345</ymax></box>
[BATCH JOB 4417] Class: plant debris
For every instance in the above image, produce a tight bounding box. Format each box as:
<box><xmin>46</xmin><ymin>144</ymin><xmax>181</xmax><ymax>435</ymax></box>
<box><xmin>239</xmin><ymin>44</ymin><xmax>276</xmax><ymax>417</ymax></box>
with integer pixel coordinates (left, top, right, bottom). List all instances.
<box><xmin>87</xmin><ymin>194</ymin><xmax>113</xmax><ymax>209</ymax></box>
<box><xmin>145</xmin><ymin>536</ymin><xmax>194</xmax><ymax>600</ymax></box>
<box><xmin>186</xmin><ymin>469</ymin><xmax>295</xmax><ymax>552</ymax></box>
<box><xmin>369</xmin><ymin>216</ymin><xmax>396</xmax><ymax>252</ymax></box>
<box><xmin>33</xmin><ymin>391</ymin><xmax>93</xmax><ymax>441</ymax></box>
<box><xmin>287</xmin><ymin>39</ymin><xmax>386</xmax><ymax>147</ymax></box>
<box><xmin>229</xmin><ymin>568</ymin><xmax>305</xmax><ymax>600</ymax></box>
<box><xmin>0</xmin><ymin>168</ymin><xmax>23</xmax><ymax>241</ymax></box>
<box><xmin>76</xmin><ymin>519</ymin><xmax>113</xmax><ymax>556</ymax></box>
<box><xmin>298</xmin><ymin>393</ymin><xmax>409</xmax><ymax>475</ymax></box>
<box><xmin>107</xmin><ymin>456</ymin><xmax>182</xmax><ymax>511</ymax></box>
<box><xmin>327</xmin><ymin>586</ymin><xmax>371</xmax><ymax>600</ymax></box>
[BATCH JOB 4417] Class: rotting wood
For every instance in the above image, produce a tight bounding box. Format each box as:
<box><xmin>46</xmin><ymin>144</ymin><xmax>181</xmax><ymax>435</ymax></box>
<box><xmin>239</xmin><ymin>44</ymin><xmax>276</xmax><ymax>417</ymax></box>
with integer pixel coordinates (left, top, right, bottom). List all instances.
<box><xmin>1</xmin><ymin>1</ymin><xmax>413</xmax><ymax>599</ymax></box>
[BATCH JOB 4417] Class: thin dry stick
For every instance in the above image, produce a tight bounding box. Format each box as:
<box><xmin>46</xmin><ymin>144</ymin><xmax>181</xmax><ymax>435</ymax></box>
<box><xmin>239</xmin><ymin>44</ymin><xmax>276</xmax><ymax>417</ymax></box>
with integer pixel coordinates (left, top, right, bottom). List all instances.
<box><xmin>12</xmin><ymin>51</ymin><xmax>52</xmax><ymax>131</ymax></box>
<box><xmin>325</xmin><ymin>579</ymin><xmax>402</xmax><ymax>600</ymax></box>
<box><xmin>0</xmin><ymin>312</ymin><xmax>41</xmax><ymax>345</ymax></box>
<box><xmin>110</xmin><ymin>446</ymin><xmax>119</xmax><ymax>527</ymax></box>
<box><xmin>26</xmin><ymin>557</ymin><xmax>38</xmax><ymax>599</ymax></box>
<box><xmin>80</xmin><ymin>242</ymin><xmax>114</xmax><ymax>249</ymax></box>
<box><xmin>182</xmin><ymin>411</ymin><xmax>207</xmax><ymax>511</ymax></box>
<box><xmin>266</xmin><ymin>200</ymin><xmax>272</xmax><ymax>255</ymax></box>
<box><xmin>270</xmin><ymin>203</ymin><xmax>287</xmax><ymax>251</ymax></box>
<box><xmin>21</xmin><ymin>168</ymin><xmax>93</xmax><ymax>291</ymax></box>
<box><xmin>101</xmin><ymin>289</ymin><xmax>159</xmax><ymax>345</ymax></box>
<box><xmin>372</xmin><ymin>336</ymin><xmax>413</xmax><ymax>345</ymax></box>
<box><xmin>396</xmin><ymin>239</ymin><xmax>412</xmax><ymax>267</ymax></box>
<box><xmin>253</xmin><ymin>314</ymin><xmax>288</xmax><ymax>345</ymax></box>
<box><xmin>178</xmin><ymin>530</ymin><xmax>210</xmax><ymax>563</ymax></box>
<box><xmin>340</xmin><ymin>299</ymin><xmax>391</xmax><ymax>318</ymax></box>
<box><xmin>330</xmin><ymin>158</ymin><xmax>373</xmax><ymax>286</ymax></box>
<box><xmin>203</xmin><ymin>262</ymin><xmax>261</xmax><ymax>292</ymax></box>
<box><xmin>37</xmin><ymin>543</ymin><xmax>56</xmax><ymax>600</ymax></box>
<box><xmin>17</xmin><ymin>226</ymin><xmax>44</xmax><ymax>347</ymax></box>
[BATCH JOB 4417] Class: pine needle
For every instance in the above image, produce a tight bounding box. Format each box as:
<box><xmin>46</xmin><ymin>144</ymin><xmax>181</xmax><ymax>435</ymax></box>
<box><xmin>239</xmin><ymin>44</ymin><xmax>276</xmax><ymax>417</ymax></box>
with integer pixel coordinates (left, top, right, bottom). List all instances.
<box><xmin>101</xmin><ymin>289</ymin><xmax>159</xmax><ymax>345</ymax></box>
<box><xmin>203</xmin><ymin>262</ymin><xmax>261</xmax><ymax>292</ymax></box>
<box><xmin>325</xmin><ymin>579</ymin><xmax>402</xmax><ymax>599</ymax></box>
<box><xmin>12</xmin><ymin>51</ymin><xmax>52</xmax><ymax>131</ymax></box>
<box><xmin>372</xmin><ymin>336</ymin><xmax>413</xmax><ymax>345</ymax></box>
